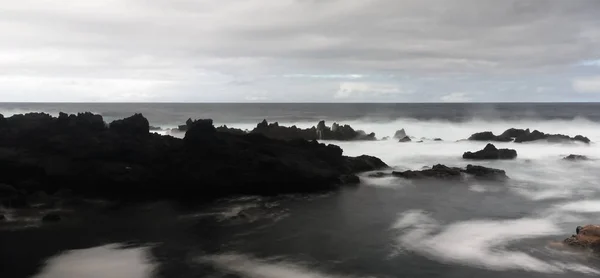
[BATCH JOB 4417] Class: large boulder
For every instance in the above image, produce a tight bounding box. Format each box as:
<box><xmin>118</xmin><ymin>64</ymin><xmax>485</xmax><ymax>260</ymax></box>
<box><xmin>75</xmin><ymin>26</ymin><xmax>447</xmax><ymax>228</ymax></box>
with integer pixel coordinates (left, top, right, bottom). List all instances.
<box><xmin>463</xmin><ymin>143</ymin><xmax>517</xmax><ymax>160</ymax></box>
<box><xmin>109</xmin><ymin>113</ymin><xmax>149</xmax><ymax>135</ymax></box>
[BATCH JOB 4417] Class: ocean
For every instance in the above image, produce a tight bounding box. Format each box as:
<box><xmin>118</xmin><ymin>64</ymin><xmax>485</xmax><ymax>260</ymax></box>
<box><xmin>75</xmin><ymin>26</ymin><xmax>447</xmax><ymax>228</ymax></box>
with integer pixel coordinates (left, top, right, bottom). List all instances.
<box><xmin>2</xmin><ymin>103</ymin><xmax>600</xmax><ymax>278</ymax></box>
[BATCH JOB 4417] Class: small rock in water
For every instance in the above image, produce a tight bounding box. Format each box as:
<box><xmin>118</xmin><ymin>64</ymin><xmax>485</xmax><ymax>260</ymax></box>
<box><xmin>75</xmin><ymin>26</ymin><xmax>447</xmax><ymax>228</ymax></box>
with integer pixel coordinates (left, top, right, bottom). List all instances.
<box><xmin>393</xmin><ymin>129</ymin><xmax>407</xmax><ymax>139</ymax></box>
<box><xmin>42</xmin><ymin>213</ymin><xmax>61</xmax><ymax>222</ymax></box>
<box><xmin>563</xmin><ymin>154</ymin><xmax>589</xmax><ymax>161</ymax></box>
<box><xmin>433</xmin><ymin>138</ymin><xmax>443</xmax><ymax>141</ymax></box>
<box><xmin>463</xmin><ymin>143</ymin><xmax>517</xmax><ymax>160</ymax></box>
<box><xmin>398</xmin><ymin>136</ymin><xmax>411</xmax><ymax>143</ymax></box>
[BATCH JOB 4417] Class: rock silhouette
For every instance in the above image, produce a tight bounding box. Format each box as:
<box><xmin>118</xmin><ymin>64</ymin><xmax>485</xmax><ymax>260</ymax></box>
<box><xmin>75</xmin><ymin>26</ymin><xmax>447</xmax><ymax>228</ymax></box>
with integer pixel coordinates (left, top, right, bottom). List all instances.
<box><xmin>463</xmin><ymin>144</ymin><xmax>517</xmax><ymax>160</ymax></box>
<box><xmin>0</xmin><ymin>112</ymin><xmax>388</xmax><ymax>206</ymax></box>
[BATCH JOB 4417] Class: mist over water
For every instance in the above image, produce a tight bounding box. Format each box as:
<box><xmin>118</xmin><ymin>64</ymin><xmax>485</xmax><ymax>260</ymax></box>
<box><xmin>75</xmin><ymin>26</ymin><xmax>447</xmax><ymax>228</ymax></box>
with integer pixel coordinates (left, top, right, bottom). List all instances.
<box><xmin>3</xmin><ymin>103</ymin><xmax>600</xmax><ymax>278</ymax></box>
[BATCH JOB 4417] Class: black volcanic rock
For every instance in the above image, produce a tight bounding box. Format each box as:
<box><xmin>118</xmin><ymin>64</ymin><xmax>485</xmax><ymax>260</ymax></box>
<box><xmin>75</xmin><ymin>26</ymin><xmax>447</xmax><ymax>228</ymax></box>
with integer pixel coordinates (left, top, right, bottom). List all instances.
<box><xmin>463</xmin><ymin>144</ymin><xmax>517</xmax><ymax>160</ymax></box>
<box><xmin>398</xmin><ymin>136</ymin><xmax>411</xmax><ymax>142</ymax></box>
<box><xmin>394</xmin><ymin>129</ymin><xmax>407</xmax><ymax>139</ymax></box>
<box><xmin>463</xmin><ymin>164</ymin><xmax>507</xmax><ymax>180</ymax></box>
<box><xmin>249</xmin><ymin>119</ymin><xmax>376</xmax><ymax>141</ymax></box>
<box><xmin>468</xmin><ymin>131</ymin><xmax>510</xmax><ymax>142</ymax></box>
<box><xmin>390</xmin><ymin>164</ymin><xmax>507</xmax><ymax>181</ymax></box>
<box><xmin>499</xmin><ymin>128</ymin><xmax>530</xmax><ymax>139</ymax></box>
<box><xmin>0</xmin><ymin>112</ymin><xmax>388</xmax><ymax>204</ymax></box>
<box><xmin>393</xmin><ymin>164</ymin><xmax>461</xmax><ymax>179</ymax></box>
<box><xmin>109</xmin><ymin>113</ymin><xmax>150</xmax><ymax>135</ymax></box>
<box><xmin>468</xmin><ymin>128</ymin><xmax>590</xmax><ymax>144</ymax></box>
<box><xmin>216</xmin><ymin>125</ymin><xmax>247</xmax><ymax>135</ymax></box>
<box><xmin>563</xmin><ymin>154</ymin><xmax>589</xmax><ymax>161</ymax></box>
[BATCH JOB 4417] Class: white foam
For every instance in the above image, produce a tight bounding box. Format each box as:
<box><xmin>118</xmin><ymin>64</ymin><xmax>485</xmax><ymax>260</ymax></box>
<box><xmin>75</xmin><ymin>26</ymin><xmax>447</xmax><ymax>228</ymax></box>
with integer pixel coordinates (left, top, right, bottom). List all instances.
<box><xmin>33</xmin><ymin>244</ymin><xmax>155</xmax><ymax>278</ymax></box>
<box><xmin>555</xmin><ymin>200</ymin><xmax>600</xmax><ymax>213</ymax></box>
<box><xmin>391</xmin><ymin>210</ymin><xmax>598</xmax><ymax>274</ymax></box>
<box><xmin>200</xmin><ymin>253</ymin><xmax>357</xmax><ymax>278</ymax></box>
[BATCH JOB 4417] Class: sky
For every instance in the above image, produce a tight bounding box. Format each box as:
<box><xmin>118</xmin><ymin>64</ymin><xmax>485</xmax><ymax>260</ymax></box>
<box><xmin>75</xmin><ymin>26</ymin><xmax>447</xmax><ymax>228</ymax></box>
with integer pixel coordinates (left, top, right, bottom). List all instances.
<box><xmin>1</xmin><ymin>0</ymin><xmax>600</xmax><ymax>102</ymax></box>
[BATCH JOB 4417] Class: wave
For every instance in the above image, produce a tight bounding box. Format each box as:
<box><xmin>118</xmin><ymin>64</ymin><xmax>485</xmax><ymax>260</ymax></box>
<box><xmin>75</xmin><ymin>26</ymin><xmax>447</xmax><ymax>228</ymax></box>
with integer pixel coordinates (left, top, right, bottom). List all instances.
<box><xmin>391</xmin><ymin>210</ymin><xmax>598</xmax><ymax>274</ymax></box>
<box><xmin>32</xmin><ymin>244</ymin><xmax>155</xmax><ymax>278</ymax></box>
<box><xmin>199</xmin><ymin>253</ymin><xmax>359</xmax><ymax>278</ymax></box>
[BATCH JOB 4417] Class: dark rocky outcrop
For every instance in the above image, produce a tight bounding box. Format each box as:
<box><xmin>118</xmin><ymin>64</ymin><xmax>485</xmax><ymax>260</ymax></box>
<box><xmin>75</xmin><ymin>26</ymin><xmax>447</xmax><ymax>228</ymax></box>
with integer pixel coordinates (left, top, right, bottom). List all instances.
<box><xmin>249</xmin><ymin>119</ymin><xmax>376</xmax><ymax>141</ymax></box>
<box><xmin>563</xmin><ymin>225</ymin><xmax>600</xmax><ymax>252</ymax></box>
<box><xmin>463</xmin><ymin>144</ymin><xmax>517</xmax><ymax>160</ymax></box>
<box><xmin>468</xmin><ymin>128</ymin><xmax>589</xmax><ymax>144</ymax></box>
<box><xmin>468</xmin><ymin>131</ymin><xmax>512</xmax><ymax>142</ymax></box>
<box><xmin>462</xmin><ymin>164</ymin><xmax>507</xmax><ymax>179</ymax></box>
<box><xmin>109</xmin><ymin>113</ymin><xmax>150</xmax><ymax>135</ymax></box>
<box><xmin>389</xmin><ymin>164</ymin><xmax>507</xmax><ymax>180</ymax></box>
<box><xmin>563</xmin><ymin>154</ymin><xmax>589</xmax><ymax>161</ymax></box>
<box><xmin>394</xmin><ymin>129</ymin><xmax>407</xmax><ymax>139</ymax></box>
<box><xmin>0</xmin><ymin>112</ymin><xmax>387</xmax><ymax>205</ymax></box>
<box><xmin>216</xmin><ymin>125</ymin><xmax>247</xmax><ymax>135</ymax></box>
<box><xmin>398</xmin><ymin>136</ymin><xmax>411</xmax><ymax>142</ymax></box>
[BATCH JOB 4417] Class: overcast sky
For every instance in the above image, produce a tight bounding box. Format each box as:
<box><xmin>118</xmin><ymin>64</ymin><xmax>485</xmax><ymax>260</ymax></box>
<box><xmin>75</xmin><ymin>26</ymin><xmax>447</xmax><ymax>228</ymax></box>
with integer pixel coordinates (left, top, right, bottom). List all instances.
<box><xmin>2</xmin><ymin>0</ymin><xmax>600</xmax><ymax>102</ymax></box>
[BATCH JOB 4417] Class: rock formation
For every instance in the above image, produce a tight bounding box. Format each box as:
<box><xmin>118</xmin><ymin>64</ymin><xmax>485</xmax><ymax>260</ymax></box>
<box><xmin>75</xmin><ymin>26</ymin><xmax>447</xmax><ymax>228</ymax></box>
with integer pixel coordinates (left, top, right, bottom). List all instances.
<box><xmin>467</xmin><ymin>128</ymin><xmax>589</xmax><ymax>144</ymax></box>
<box><xmin>398</xmin><ymin>136</ymin><xmax>411</xmax><ymax>142</ymax></box>
<box><xmin>370</xmin><ymin>164</ymin><xmax>508</xmax><ymax>180</ymax></box>
<box><xmin>0</xmin><ymin>112</ymin><xmax>388</xmax><ymax>206</ymax></box>
<box><xmin>463</xmin><ymin>143</ymin><xmax>517</xmax><ymax>160</ymax></box>
<box><xmin>394</xmin><ymin>129</ymin><xmax>407</xmax><ymax>139</ymax></box>
<box><xmin>563</xmin><ymin>154</ymin><xmax>589</xmax><ymax>161</ymax></box>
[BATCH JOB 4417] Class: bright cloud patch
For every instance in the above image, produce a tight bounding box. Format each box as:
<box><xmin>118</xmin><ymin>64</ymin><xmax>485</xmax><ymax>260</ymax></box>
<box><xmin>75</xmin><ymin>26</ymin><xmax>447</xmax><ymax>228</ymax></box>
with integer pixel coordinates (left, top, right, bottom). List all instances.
<box><xmin>573</xmin><ymin>76</ymin><xmax>600</xmax><ymax>93</ymax></box>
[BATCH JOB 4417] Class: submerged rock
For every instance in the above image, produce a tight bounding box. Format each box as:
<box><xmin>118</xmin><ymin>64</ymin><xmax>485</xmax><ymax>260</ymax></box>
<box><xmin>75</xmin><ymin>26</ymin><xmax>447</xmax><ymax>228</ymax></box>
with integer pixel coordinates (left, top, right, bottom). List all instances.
<box><xmin>463</xmin><ymin>143</ymin><xmax>517</xmax><ymax>160</ymax></box>
<box><xmin>563</xmin><ymin>154</ymin><xmax>589</xmax><ymax>161</ymax></box>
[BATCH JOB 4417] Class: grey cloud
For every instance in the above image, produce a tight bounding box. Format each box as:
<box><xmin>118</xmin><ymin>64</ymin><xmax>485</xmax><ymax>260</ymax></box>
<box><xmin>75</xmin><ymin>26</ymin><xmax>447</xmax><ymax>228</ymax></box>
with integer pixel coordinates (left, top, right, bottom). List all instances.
<box><xmin>1</xmin><ymin>0</ymin><xmax>600</xmax><ymax>101</ymax></box>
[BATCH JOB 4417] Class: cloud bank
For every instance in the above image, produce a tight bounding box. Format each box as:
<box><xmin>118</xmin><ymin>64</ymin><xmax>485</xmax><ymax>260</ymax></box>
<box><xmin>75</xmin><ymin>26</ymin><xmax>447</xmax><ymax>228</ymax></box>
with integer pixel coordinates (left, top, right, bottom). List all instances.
<box><xmin>1</xmin><ymin>0</ymin><xmax>600</xmax><ymax>102</ymax></box>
